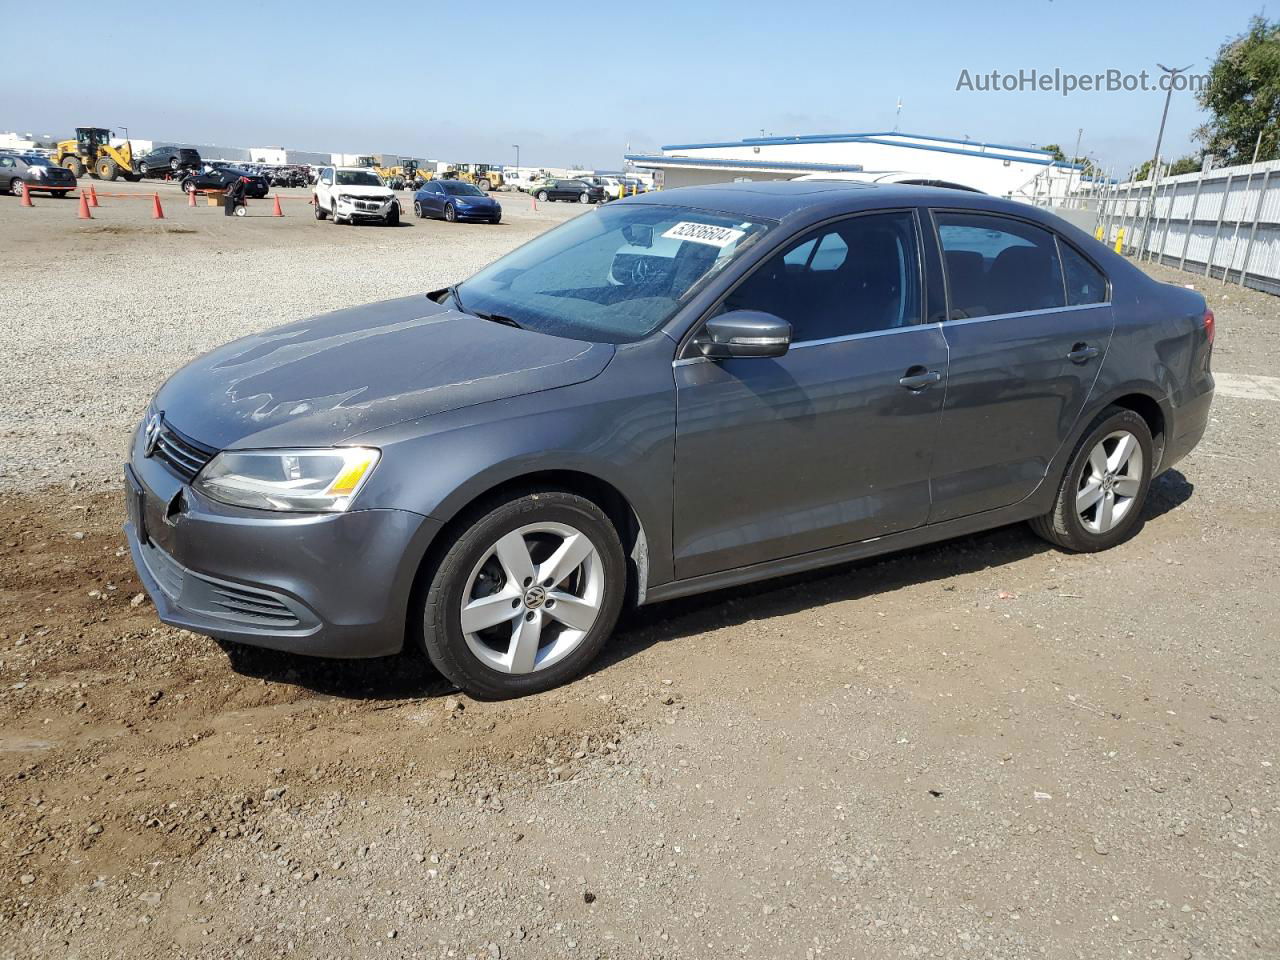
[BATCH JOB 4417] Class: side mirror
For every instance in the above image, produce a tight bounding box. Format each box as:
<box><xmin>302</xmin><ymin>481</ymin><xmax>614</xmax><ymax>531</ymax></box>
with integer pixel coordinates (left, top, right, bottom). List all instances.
<box><xmin>697</xmin><ymin>310</ymin><xmax>791</xmax><ymax>359</ymax></box>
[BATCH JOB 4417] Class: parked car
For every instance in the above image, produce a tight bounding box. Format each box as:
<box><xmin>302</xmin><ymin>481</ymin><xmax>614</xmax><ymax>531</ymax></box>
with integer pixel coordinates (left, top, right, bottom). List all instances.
<box><xmin>1</xmin><ymin>153</ymin><xmax>76</xmax><ymax>197</ymax></box>
<box><xmin>312</xmin><ymin>166</ymin><xmax>399</xmax><ymax>225</ymax></box>
<box><xmin>413</xmin><ymin>179</ymin><xmax>502</xmax><ymax>223</ymax></box>
<box><xmin>532</xmin><ymin>178</ymin><xmax>605</xmax><ymax>204</ymax></box>
<box><xmin>136</xmin><ymin>146</ymin><xmax>202</xmax><ymax>178</ymax></box>
<box><xmin>588</xmin><ymin>176</ymin><xmax>624</xmax><ymax>200</ymax></box>
<box><xmin>181</xmin><ymin>167</ymin><xmax>270</xmax><ymax>199</ymax></box>
<box><xmin>123</xmin><ymin>181</ymin><xmax>1213</xmax><ymax>699</ymax></box>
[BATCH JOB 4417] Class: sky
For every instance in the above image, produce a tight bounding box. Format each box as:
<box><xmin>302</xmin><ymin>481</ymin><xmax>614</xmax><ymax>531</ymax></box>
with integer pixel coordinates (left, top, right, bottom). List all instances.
<box><xmin>0</xmin><ymin>0</ymin><xmax>1263</xmax><ymax>175</ymax></box>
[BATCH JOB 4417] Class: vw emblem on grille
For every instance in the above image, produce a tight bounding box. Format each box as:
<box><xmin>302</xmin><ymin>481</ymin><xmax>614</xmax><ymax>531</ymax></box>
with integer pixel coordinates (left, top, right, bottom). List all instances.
<box><xmin>143</xmin><ymin>412</ymin><xmax>163</xmax><ymax>458</ymax></box>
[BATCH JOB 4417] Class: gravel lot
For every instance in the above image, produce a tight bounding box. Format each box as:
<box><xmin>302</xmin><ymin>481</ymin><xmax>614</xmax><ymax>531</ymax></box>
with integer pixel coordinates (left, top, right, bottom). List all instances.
<box><xmin>1</xmin><ymin>184</ymin><xmax>1277</xmax><ymax>960</ymax></box>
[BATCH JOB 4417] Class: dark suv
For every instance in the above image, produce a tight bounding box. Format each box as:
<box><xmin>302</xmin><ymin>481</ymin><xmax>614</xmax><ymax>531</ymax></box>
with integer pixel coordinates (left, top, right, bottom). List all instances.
<box><xmin>137</xmin><ymin>146</ymin><xmax>202</xmax><ymax>179</ymax></box>
<box><xmin>532</xmin><ymin>178</ymin><xmax>606</xmax><ymax>204</ymax></box>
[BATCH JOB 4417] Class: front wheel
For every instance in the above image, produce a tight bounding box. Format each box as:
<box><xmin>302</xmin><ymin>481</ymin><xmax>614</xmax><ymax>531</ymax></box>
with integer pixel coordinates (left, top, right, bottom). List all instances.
<box><xmin>536</xmin><ymin>190</ymin><xmax>548</xmax><ymax>202</ymax></box>
<box><xmin>1030</xmin><ymin>407</ymin><xmax>1153</xmax><ymax>552</ymax></box>
<box><xmin>384</xmin><ymin>204</ymin><xmax>399</xmax><ymax>226</ymax></box>
<box><xmin>95</xmin><ymin>157</ymin><xmax>119</xmax><ymax>181</ymax></box>
<box><xmin>421</xmin><ymin>490</ymin><xmax>627</xmax><ymax>699</ymax></box>
<box><xmin>9</xmin><ymin>178</ymin><xmax>22</xmax><ymax>196</ymax></box>
<box><xmin>444</xmin><ymin>203</ymin><xmax>457</xmax><ymax>222</ymax></box>
<box><xmin>579</xmin><ymin>192</ymin><xmax>589</xmax><ymax>204</ymax></box>
<box><xmin>53</xmin><ymin>190</ymin><xmax>69</xmax><ymax>199</ymax></box>
<box><xmin>313</xmin><ymin>195</ymin><xmax>326</xmax><ymax>219</ymax></box>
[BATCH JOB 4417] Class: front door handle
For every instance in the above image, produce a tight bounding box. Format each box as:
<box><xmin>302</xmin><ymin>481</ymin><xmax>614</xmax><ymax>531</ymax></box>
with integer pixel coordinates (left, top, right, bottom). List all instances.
<box><xmin>899</xmin><ymin>367</ymin><xmax>942</xmax><ymax>390</ymax></box>
<box><xmin>1067</xmin><ymin>342</ymin><xmax>1100</xmax><ymax>363</ymax></box>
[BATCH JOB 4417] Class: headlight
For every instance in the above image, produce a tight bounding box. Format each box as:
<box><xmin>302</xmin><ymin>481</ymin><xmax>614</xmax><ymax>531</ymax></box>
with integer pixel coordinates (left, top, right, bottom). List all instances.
<box><xmin>337</xmin><ymin>194</ymin><xmax>354</xmax><ymax>203</ymax></box>
<box><xmin>195</xmin><ymin>448</ymin><xmax>380</xmax><ymax>513</ymax></box>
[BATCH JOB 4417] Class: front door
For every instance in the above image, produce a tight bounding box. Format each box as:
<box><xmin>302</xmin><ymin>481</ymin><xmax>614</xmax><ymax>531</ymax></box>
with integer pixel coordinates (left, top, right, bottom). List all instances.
<box><xmin>673</xmin><ymin>210</ymin><xmax>949</xmax><ymax>580</ymax></box>
<box><xmin>927</xmin><ymin>210</ymin><xmax>1115</xmax><ymax>522</ymax></box>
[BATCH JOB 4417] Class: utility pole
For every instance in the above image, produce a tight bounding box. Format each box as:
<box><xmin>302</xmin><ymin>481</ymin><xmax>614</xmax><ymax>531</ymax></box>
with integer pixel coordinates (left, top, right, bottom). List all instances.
<box><xmin>512</xmin><ymin>144</ymin><xmax>520</xmax><ymax>173</ymax></box>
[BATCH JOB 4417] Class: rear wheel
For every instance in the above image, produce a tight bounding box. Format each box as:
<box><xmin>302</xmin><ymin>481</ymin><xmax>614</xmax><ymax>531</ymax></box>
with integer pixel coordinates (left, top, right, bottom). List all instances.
<box><xmin>421</xmin><ymin>490</ymin><xmax>626</xmax><ymax>699</ymax></box>
<box><xmin>95</xmin><ymin>157</ymin><xmax>119</xmax><ymax>181</ymax></box>
<box><xmin>1030</xmin><ymin>407</ymin><xmax>1153</xmax><ymax>552</ymax></box>
<box><xmin>413</xmin><ymin>200</ymin><xmax>424</xmax><ymax>218</ymax></box>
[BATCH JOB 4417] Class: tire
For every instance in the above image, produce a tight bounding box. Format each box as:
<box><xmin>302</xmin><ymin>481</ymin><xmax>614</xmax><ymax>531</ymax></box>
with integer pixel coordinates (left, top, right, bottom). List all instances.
<box><xmin>536</xmin><ymin>190</ymin><xmax>548</xmax><ymax>202</ymax></box>
<box><xmin>421</xmin><ymin>490</ymin><xmax>627</xmax><ymax>699</ymax></box>
<box><xmin>183</xmin><ymin>178</ymin><xmax>197</xmax><ymax>195</ymax></box>
<box><xmin>8</xmin><ymin>178</ymin><xmax>22</xmax><ymax>196</ymax></box>
<box><xmin>1029</xmin><ymin>406</ymin><xmax>1153</xmax><ymax>553</ymax></box>
<box><xmin>444</xmin><ymin>203</ymin><xmax>457</xmax><ymax>222</ymax></box>
<box><xmin>413</xmin><ymin>200</ymin><xmax>424</xmax><ymax>218</ymax></box>
<box><xmin>63</xmin><ymin>157</ymin><xmax>84</xmax><ymax>178</ymax></box>
<box><xmin>123</xmin><ymin>173</ymin><xmax>141</xmax><ymax>183</ymax></box>
<box><xmin>53</xmin><ymin>191</ymin><xmax>69</xmax><ymax>199</ymax></box>
<box><xmin>95</xmin><ymin>157</ymin><xmax>119</xmax><ymax>181</ymax></box>
<box><xmin>170</xmin><ymin>157</ymin><xmax>180</xmax><ymax>173</ymax></box>
<box><xmin>384</xmin><ymin>204</ymin><xmax>399</xmax><ymax>227</ymax></box>
<box><xmin>477</xmin><ymin>178</ymin><xmax>491</xmax><ymax>192</ymax></box>
<box><xmin>579</xmin><ymin>192</ymin><xmax>589</xmax><ymax>204</ymax></box>
<box><xmin>313</xmin><ymin>194</ymin><xmax>326</xmax><ymax>219</ymax></box>
<box><xmin>489</xmin><ymin>216</ymin><xmax>501</xmax><ymax>225</ymax></box>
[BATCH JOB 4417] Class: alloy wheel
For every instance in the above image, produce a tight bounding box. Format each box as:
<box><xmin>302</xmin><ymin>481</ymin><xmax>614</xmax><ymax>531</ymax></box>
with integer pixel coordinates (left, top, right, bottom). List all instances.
<box><xmin>1076</xmin><ymin>430</ymin><xmax>1144</xmax><ymax>534</ymax></box>
<box><xmin>459</xmin><ymin>522</ymin><xmax>603</xmax><ymax>675</ymax></box>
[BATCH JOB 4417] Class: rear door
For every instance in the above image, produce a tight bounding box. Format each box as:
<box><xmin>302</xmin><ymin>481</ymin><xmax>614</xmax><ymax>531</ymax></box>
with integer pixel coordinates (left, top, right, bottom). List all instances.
<box><xmin>673</xmin><ymin>209</ymin><xmax>949</xmax><ymax>578</ymax></box>
<box><xmin>927</xmin><ymin>210</ymin><xmax>1114</xmax><ymax>522</ymax></box>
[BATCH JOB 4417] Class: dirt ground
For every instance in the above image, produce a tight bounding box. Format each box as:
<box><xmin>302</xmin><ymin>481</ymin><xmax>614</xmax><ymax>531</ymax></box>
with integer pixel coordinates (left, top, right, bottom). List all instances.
<box><xmin>1</xmin><ymin>186</ymin><xmax>1277</xmax><ymax>960</ymax></box>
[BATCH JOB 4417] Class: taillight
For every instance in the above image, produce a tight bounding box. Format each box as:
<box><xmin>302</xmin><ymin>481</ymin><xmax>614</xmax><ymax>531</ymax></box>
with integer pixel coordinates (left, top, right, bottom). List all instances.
<box><xmin>1203</xmin><ymin>308</ymin><xmax>1215</xmax><ymax>345</ymax></box>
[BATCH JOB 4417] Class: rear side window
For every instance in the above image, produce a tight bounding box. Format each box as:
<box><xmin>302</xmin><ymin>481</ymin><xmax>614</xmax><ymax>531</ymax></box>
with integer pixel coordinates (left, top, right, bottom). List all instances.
<box><xmin>725</xmin><ymin>210</ymin><xmax>921</xmax><ymax>341</ymax></box>
<box><xmin>935</xmin><ymin>212</ymin><xmax>1066</xmax><ymax>319</ymax></box>
<box><xmin>1059</xmin><ymin>240</ymin><xmax>1108</xmax><ymax>305</ymax></box>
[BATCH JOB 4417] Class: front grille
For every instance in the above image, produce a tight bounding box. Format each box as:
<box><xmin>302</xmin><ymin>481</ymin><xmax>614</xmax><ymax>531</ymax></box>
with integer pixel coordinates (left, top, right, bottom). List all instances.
<box><xmin>152</xmin><ymin>419</ymin><xmax>216</xmax><ymax>483</ymax></box>
<box><xmin>207</xmin><ymin>583</ymin><xmax>300</xmax><ymax>626</ymax></box>
<box><xmin>138</xmin><ymin>540</ymin><xmax>305</xmax><ymax>629</ymax></box>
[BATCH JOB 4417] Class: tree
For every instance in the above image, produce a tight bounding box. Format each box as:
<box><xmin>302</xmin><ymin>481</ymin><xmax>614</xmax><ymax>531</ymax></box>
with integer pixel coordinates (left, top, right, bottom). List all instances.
<box><xmin>1041</xmin><ymin>144</ymin><xmax>1067</xmax><ymax>163</ymax></box>
<box><xmin>1196</xmin><ymin>15</ymin><xmax>1280</xmax><ymax>164</ymax></box>
<box><xmin>1131</xmin><ymin>154</ymin><xmax>1203</xmax><ymax>180</ymax></box>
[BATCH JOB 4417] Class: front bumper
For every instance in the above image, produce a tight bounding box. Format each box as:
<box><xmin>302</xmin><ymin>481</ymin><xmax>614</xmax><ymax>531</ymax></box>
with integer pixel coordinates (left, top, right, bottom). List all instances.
<box><xmin>453</xmin><ymin>205</ymin><xmax>501</xmax><ymax>221</ymax></box>
<box><xmin>336</xmin><ymin>197</ymin><xmax>397</xmax><ymax>220</ymax></box>
<box><xmin>24</xmin><ymin>177</ymin><xmax>76</xmax><ymax>192</ymax></box>
<box><xmin>123</xmin><ymin>442</ymin><xmax>440</xmax><ymax>658</ymax></box>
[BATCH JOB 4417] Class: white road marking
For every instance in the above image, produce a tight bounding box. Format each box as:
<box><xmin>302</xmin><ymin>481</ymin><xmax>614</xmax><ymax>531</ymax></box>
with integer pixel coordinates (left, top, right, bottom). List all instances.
<box><xmin>1213</xmin><ymin>373</ymin><xmax>1280</xmax><ymax>402</ymax></box>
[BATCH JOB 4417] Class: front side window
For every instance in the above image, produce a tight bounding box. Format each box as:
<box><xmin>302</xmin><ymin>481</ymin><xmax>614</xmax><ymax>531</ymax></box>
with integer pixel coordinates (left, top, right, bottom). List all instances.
<box><xmin>457</xmin><ymin>204</ymin><xmax>773</xmax><ymax>343</ymax></box>
<box><xmin>935</xmin><ymin>212</ymin><xmax>1066</xmax><ymax>319</ymax></box>
<box><xmin>723</xmin><ymin>211</ymin><xmax>922</xmax><ymax>342</ymax></box>
<box><xmin>1059</xmin><ymin>240</ymin><xmax>1108</xmax><ymax>306</ymax></box>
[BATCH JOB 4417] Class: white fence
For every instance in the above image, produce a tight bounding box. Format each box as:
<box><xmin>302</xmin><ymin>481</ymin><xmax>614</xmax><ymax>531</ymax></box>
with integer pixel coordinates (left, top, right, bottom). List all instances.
<box><xmin>1092</xmin><ymin>158</ymin><xmax>1280</xmax><ymax>295</ymax></box>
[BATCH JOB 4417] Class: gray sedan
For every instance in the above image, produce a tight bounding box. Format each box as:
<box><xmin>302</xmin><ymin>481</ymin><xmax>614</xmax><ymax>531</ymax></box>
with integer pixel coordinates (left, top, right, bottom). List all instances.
<box><xmin>1</xmin><ymin>153</ymin><xmax>77</xmax><ymax>197</ymax></box>
<box><xmin>124</xmin><ymin>181</ymin><xmax>1214</xmax><ymax>698</ymax></box>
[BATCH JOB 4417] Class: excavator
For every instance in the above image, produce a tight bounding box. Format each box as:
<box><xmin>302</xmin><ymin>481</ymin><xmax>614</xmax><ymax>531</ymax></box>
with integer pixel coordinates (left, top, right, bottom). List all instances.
<box><xmin>52</xmin><ymin>127</ymin><xmax>141</xmax><ymax>181</ymax></box>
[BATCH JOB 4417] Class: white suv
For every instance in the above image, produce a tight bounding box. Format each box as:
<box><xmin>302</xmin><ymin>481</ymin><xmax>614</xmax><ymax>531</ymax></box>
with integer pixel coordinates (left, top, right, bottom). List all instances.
<box><xmin>313</xmin><ymin>166</ymin><xmax>400</xmax><ymax>225</ymax></box>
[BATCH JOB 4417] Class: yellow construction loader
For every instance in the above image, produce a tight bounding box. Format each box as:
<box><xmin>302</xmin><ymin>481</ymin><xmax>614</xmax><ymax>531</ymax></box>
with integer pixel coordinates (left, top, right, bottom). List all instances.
<box><xmin>52</xmin><ymin>128</ymin><xmax>141</xmax><ymax>181</ymax></box>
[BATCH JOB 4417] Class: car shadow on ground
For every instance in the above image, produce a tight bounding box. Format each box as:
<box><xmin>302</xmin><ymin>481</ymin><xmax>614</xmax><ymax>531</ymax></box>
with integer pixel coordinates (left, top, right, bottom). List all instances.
<box><xmin>221</xmin><ymin>470</ymin><xmax>1193</xmax><ymax>701</ymax></box>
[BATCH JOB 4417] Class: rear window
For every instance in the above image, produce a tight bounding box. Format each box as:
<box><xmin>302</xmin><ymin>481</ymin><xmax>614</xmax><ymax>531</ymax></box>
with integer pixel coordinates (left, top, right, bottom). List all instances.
<box><xmin>936</xmin><ymin>212</ymin><xmax>1066</xmax><ymax>319</ymax></box>
<box><xmin>1059</xmin><ymin>241</ymin><xmax>1108</xmax><ymax>305</ymax></box>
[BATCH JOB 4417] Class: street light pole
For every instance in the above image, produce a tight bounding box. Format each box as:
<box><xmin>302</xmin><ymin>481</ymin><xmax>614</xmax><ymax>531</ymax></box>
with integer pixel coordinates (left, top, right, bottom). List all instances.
<box><xmin>1140</xmin><ymin>63</ymin><xmax>1191</xmax><ymax>259</ymax></box>
<box><xmin>512</xmin><ymin>144</ymin><xmax>519</xmax><ymax>174</ymax></box>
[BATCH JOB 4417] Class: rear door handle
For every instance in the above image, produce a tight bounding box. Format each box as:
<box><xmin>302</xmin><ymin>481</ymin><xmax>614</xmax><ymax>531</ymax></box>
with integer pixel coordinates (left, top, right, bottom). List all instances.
<box><xmin>899</xmin><ymin>367</ymin><xmax>942</xmax><ymax>390</ymax></box>
<box><xmin>1067</xmin><ymin>343</ymin><xmax>1100</xmax><ymax>363</ymax></box>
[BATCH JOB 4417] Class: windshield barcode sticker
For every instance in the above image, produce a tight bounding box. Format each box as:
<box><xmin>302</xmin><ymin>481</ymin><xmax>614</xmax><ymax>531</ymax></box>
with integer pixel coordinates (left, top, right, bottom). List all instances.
<box><xmin>661</xmin><ymin>222</ymin><xmax>746</xmax><ymax>248</ymax></box>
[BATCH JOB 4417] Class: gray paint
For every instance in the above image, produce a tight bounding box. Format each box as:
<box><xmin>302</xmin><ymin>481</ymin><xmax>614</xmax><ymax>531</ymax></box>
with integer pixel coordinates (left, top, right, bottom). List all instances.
<box><xmin>126</xmin><ymin>180</ymin><xmax>1214</xmax><ymax>658</ymax></box>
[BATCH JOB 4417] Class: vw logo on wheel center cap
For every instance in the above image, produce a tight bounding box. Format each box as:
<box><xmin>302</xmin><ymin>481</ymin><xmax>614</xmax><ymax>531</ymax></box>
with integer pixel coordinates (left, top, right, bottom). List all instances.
<box><xmin>523</xmin><ymin>585</ymin><xmax>547</xmax><ymax>609</ymax></box>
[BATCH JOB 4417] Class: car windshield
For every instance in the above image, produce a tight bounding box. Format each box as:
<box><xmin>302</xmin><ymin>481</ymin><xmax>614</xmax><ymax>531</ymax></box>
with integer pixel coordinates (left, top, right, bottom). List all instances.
<box><xmin>440</xmin><ymin>181</ymin><xmax>484</xmax><ymax>196</ymax></box>
<box><xmin>336</xmin><ymin>170</ymin><xmax>382</xmax><ymax>187</ymax></box>
<box><xmin>456</xmin><ymin>203</ymin><xmax>773</xmax><ymax>344</ymax></box>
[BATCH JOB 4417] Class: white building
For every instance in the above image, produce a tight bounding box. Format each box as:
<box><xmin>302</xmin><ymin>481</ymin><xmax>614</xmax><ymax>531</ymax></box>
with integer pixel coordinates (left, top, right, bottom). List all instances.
<box><xmin>626</xmin><ymin>131</ymin><xmax>1083</xmax><ymax>200</ymax></box>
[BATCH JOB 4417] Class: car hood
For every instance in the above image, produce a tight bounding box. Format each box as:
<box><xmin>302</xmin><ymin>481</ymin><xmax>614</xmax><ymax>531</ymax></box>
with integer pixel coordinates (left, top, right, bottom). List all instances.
<box><xmin>453</xmin><ymin>194</ymin><xmax>498</xmax><ymax>205</ymax></box>
<box><xmin>154</xmin><ymin>295</ymin><xmax>614</xmax><ymax>450</ymax></box>
<box><xmin>334</xmin><ymin>184</ymin><xmax>392</xmax><ymax>198</ymax></box>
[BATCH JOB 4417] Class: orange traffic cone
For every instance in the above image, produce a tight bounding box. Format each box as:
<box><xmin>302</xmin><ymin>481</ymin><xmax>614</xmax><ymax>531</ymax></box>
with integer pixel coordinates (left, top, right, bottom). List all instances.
<box><xmin>20</xmin><ymin>182</ymin><xmax>33</xmax><ymax>206</ymax></box>
<box><xmin>78</xmin><ymin>192</ymin><xmax>92</xmax><ymax>219</ymax></box>
<box><xmin>188</xmin><ymin>187</ymin><xmax>196</xmax><ymax>207</ymax></box>
<box><xmin>88</xmin><ymin>185</ymin><xmax>99</xmax><ymax>207</ymax></box>
<box><xmin>272</xmin><ymin>195</ymin><xmax>284</xmax><ymax>217</ymax></box>
<box><xmin>151</xmin><ymin>194</ymin><xmax>165</xmax><ymax>219</ymax></box>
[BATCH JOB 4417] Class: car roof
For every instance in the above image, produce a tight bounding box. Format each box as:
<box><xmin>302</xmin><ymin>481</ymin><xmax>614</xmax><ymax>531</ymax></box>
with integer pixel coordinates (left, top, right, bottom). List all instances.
<box><xmin>624</xmin><ymin>179</ymin><xmax>1044</xmax><ymax>225</ymax></box>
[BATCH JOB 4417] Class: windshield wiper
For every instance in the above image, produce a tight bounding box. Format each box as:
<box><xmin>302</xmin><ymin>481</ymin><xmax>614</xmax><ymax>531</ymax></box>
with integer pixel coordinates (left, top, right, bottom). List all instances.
<box><xmin>473</xmin><ymin>310</ymin><xmax>522</xmax><ymax>329</ymax></box>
